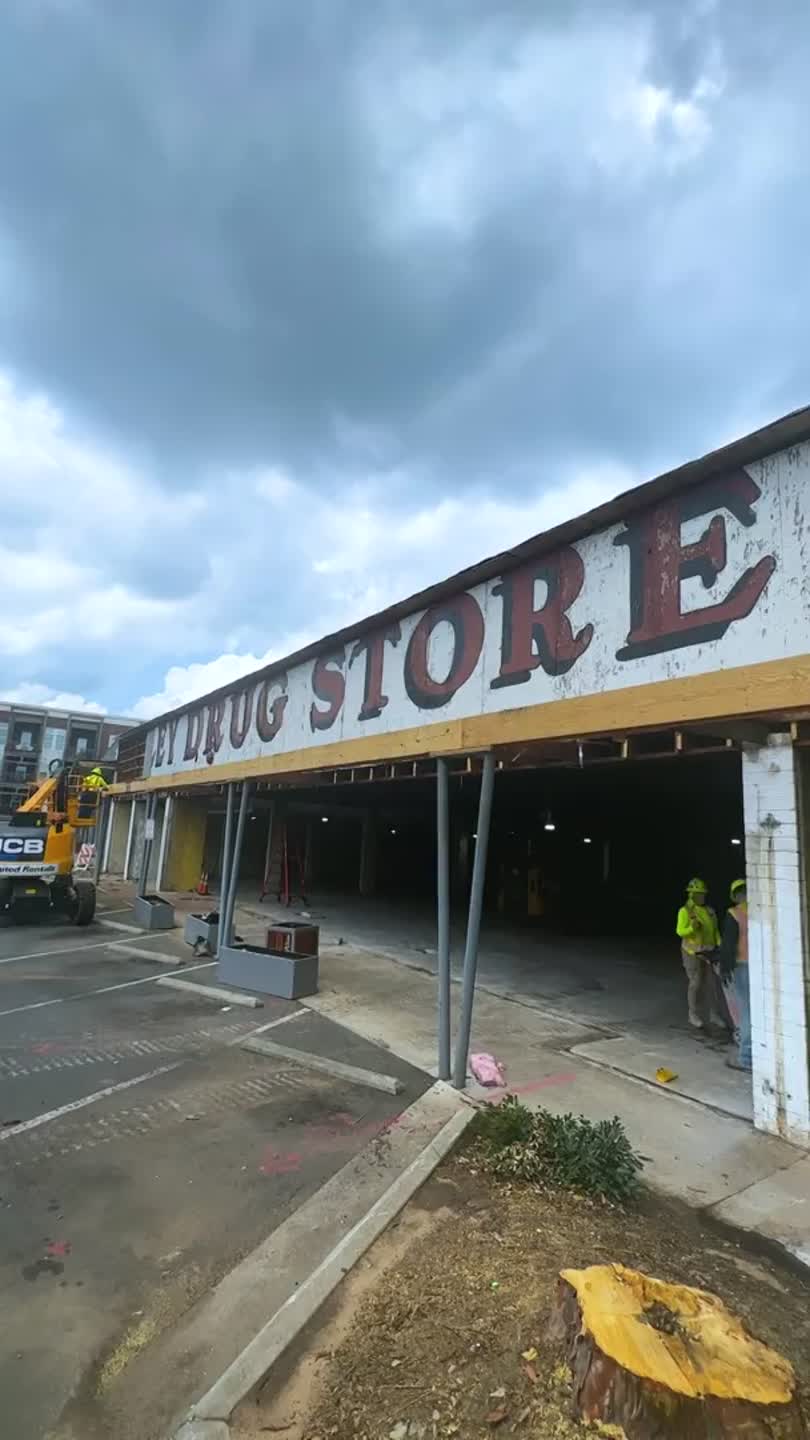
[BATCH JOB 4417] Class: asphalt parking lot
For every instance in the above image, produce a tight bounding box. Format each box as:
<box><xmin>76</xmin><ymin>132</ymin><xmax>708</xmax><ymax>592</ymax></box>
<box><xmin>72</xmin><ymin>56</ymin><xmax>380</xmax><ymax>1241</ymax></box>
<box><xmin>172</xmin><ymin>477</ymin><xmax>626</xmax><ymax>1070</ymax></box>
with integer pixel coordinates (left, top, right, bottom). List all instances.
<box><xmin>0</xmin><ymin>901</ymin><xmax>428</xmax><ymax>1440</ymax></box>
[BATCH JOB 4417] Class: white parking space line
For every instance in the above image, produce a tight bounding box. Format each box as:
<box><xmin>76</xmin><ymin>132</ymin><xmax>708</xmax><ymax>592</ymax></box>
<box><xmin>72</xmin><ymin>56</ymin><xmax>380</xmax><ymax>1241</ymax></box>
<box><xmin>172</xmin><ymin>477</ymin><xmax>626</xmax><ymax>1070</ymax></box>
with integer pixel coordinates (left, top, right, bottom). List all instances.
<box><xmin>108</xmin><ymin>943</ymin><xmax>184</xmax><ymax>965</ymax></box>
<box><xmin>0</xmin><ymin>961</ymin><xmax>216</xmax><ymax>1018</ymax></box>
<box><xmin>97</xmin><ymin>918</ymin><xmax>144</xmax><ymax>934</ymax></box>
<box><xmin>0</xmin><ymin>1062</ymin><xmax>182</xmax><ymax>1139</ymax></box>
<box><xmin>0</xmin><ymin>937</ymin><xmax>124</xmax><ymax>967</ymax></box>
<box><xmin>242</xmin><ymin>1011</ymin><xmax>306</xmax><ymax>1039</ymax></box>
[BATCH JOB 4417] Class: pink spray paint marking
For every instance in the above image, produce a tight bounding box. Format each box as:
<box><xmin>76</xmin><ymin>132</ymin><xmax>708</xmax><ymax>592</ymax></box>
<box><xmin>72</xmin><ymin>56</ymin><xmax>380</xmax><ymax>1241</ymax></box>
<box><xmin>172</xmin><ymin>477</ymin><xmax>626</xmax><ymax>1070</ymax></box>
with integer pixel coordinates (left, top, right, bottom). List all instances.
<box><xmin>258</xmin><ymin>1148</ymin><xmax>302</xmax><ymax>1176</ymax></box>
<box><xmin>484</xmin><ymin>1072</ymin><xmax>577</xmax><ymax>1104</ymax></box>
<box><xmin>46</xmin><ymin>1240</ymin><xmax>71</xmax><ymax>1257</ymax></box>
<box><xmin>258</xmin><ymin>1112</ymin><xmax>406</xmax><ymax>1175</ymax></box>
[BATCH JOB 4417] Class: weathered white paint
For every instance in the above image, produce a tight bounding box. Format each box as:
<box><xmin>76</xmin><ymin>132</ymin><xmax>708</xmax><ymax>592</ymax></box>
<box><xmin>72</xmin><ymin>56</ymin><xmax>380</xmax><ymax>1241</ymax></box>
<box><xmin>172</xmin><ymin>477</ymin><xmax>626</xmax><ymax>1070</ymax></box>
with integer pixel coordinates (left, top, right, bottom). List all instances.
<box><xmin>144</xmin><ymin>441</ymin><xmax>810</xmax><ymax>780</ymax></box>
<box><xmin>743</xmin><ymin>736</ymin><xmax>810</xmax><ymax>1146</ymax></box>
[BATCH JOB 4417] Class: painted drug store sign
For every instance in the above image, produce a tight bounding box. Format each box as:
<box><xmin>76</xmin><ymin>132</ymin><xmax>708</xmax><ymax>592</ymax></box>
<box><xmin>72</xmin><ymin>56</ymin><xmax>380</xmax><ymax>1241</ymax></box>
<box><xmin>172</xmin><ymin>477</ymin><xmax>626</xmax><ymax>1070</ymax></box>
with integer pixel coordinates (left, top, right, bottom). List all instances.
<box><xmin>146</xmin><ymin>446</ymin><xmax>809</xmax><ymax>780</ymax></box>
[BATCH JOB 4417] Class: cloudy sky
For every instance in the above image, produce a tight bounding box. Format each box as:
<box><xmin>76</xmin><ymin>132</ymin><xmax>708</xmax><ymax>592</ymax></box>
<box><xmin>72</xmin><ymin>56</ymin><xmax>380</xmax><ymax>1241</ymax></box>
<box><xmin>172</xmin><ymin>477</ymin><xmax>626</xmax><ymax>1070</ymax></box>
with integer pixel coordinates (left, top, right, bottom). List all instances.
<box><xmin>0</xmin><ymin>0</ymin><xmax>808</xmax><ymax>720</ymax></box>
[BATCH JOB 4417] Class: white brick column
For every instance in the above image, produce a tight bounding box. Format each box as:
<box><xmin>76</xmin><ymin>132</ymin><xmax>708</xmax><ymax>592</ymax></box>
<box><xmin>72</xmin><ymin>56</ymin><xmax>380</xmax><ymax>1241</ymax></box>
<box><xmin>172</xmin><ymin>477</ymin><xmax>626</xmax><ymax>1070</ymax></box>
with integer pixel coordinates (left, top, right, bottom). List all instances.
<box><xmin>742</xmin><ymin>734</ymin><xmax>810</xmax><ymax>1146</ymax></box>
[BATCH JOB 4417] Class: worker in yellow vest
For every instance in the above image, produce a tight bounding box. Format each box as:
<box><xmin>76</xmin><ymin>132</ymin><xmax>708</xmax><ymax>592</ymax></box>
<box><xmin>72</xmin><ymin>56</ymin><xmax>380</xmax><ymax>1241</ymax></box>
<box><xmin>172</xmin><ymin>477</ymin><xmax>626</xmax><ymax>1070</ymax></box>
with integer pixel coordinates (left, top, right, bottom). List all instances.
<box><xmin>82</xmin><ymin>766</ymin><xmax>109</xmax><ymax>792</ymax></box>
<box><xmin>718</xmin><ymin>879</ymin><xmax>751</xmax><ymax>1072</ymax></box>
<box><xmin>78</xmin><ymin>765</ymin><xmax>109</xmax><ymax>820</ymax></box>
<box><xmin>675</xmin><ymin>877</ymin><xmax>731</xmax><ymax>1036</ymax></box>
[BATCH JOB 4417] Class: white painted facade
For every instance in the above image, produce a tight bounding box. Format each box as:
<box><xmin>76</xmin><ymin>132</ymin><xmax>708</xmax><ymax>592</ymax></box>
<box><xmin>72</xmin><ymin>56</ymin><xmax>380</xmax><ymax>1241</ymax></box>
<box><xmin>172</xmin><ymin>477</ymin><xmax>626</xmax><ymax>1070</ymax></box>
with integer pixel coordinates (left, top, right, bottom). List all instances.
<box><xmin>743</xmin><ymin>737</ymin><xmax>810</xmax><ymax>1145</ymax></box>
<box><xmin>133</xmin><ymin>429</ymin><xmax>810</xmax><ymax>1148</ymax></box>
<box><xmin>144</xmin><ymin>441</ymin><xmax>810</xmax><ymax>781</ymax></box>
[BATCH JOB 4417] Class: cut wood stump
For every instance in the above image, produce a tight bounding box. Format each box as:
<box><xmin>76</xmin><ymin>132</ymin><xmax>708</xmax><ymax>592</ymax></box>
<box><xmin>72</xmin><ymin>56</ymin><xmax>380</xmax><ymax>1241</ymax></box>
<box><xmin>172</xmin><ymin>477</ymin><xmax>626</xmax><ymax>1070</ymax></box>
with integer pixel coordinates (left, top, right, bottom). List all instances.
<box><xmin>549</xmin><ymin>1263</ymin><xmax>805</xmax><ymax>1439</ymax></box>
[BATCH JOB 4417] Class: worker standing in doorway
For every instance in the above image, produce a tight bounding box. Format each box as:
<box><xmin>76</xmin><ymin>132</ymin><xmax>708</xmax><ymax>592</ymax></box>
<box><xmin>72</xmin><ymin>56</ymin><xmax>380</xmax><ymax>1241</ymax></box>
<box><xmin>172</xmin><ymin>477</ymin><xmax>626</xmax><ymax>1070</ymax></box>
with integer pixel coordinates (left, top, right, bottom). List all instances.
<box><xmin>718</xmin><ymin>879</ymin><xmax>751</xmax><ymax>1072</ymax></box>
<box><xmin>676</xmin><ymin>878</ymin><xmax>731</xmax><ymax>1036</ymax></box>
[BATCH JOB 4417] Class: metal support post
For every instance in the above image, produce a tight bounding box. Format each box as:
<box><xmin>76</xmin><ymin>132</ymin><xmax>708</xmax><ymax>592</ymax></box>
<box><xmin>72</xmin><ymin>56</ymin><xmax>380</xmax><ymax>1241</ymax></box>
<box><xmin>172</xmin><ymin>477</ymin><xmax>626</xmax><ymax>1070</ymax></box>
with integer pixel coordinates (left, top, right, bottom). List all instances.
<box><xmin>222</xmin><ymin>782</ymin><xmax>251</xmax><ymax>947</ymax></box>
<box><xmin>123</xmin><ymin>799</ymin><xmax>136</xmax><ymax>880</ymax></box>
<box><xmin>93</xmin><ymin>795</ymin><xmax>111</xmax><ymax>885</ymax></box>
<box><xmin>262</xmin><ymin>799</ymin><xmax>276</xmax><ymax>896</ymax></box>
<box><xmin>436</xmin><ymin>757</ymin><xmax>451</xmax><ymax>1081</ymax></box>
<box><xmin>156</xmin><ymin>793</ymin><xmax>172</xmax><ymax>890</ymax></box>
<box><xmin>102</xmin><ymin>797</ymin><xmax>116</xmax><ymax>874</ymax></box>
<box><xmin>216</xmin><ymin>784</ymin><xmax>236</xmax><ymax>957</ymax></box>
<box><xmin>452</xmin><ymin>752</ymin><xmax>496</xmax><ymax>1089</ymax></box>
<box><xmin>138</xmin><ymin>792</ymin><xmax>157</xmax><ymax>898</ymax></box>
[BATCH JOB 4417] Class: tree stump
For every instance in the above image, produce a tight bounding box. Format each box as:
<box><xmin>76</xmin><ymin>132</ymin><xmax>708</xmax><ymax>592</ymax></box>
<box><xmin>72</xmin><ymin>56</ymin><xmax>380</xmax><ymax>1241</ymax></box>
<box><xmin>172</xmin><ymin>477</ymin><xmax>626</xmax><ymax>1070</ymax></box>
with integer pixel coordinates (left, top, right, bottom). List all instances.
<box><xmin>548</xmin><ymin>1264</ymin><xmax>805</xmax><ymax>1439</ymax></box>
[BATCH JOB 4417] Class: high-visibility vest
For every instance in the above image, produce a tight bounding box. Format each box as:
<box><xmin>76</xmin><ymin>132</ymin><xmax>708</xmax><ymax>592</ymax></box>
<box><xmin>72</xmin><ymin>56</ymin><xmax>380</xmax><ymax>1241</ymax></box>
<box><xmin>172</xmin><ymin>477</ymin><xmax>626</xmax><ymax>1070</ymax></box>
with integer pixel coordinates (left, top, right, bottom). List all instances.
<box><xmin>730</xmin><ymin>902</ymin><xmax>748</xmax><ymax>964</ymax></box>
<box><xmin>676</xmin><ymin>903</ymin><xmax>719</xmax><ymax>954</ymax></box>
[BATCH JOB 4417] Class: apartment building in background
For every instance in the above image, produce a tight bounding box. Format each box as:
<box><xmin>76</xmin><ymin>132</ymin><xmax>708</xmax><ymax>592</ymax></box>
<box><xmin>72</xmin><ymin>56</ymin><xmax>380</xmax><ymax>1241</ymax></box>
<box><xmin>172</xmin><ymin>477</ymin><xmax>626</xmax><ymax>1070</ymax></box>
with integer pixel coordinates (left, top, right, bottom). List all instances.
<box><xmin>0</xmin><ymin>701</ymin><xmax>138</xmax><ymax>814</ymax></box>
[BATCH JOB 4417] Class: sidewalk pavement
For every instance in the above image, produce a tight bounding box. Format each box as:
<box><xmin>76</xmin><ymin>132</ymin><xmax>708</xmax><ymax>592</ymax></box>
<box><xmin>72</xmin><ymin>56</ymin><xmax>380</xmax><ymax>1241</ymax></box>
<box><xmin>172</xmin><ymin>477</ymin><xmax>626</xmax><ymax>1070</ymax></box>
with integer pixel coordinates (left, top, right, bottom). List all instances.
<box><xmin>236</xmin><ymin>913</ymin><xmax>810</xmax><ymax>1271</ymax></box>
<box><xmin>102</xmin><ymin>880</ymin><xmax>810</xmax><ymax>1269</ymax></box>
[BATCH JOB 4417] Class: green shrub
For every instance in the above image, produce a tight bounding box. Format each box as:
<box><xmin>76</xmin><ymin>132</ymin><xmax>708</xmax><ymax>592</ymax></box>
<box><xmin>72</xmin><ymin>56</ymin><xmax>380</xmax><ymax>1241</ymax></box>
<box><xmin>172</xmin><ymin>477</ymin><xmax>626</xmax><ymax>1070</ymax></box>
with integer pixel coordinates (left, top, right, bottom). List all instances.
<box><xmin>471</xmin><ymin>1093</ymin><xmax>534</xmax><ymax>1152</ymax></box>
<box><xmin>474</xmin><ymin>1099</ymin><xmax>643</xmax><ymax>1205</ymax></box>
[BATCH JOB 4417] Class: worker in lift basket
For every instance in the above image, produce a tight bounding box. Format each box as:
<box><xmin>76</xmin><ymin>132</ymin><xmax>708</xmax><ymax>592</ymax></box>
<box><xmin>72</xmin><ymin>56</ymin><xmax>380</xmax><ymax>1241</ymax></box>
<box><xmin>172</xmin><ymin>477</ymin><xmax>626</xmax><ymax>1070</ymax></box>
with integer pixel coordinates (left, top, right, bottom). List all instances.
<box><xmin>676</xmin><ymin>877</ymin><xmax>732</xmax><ymax>1038</ymax></box>
<box><xmin>78</xmin><ymin>765</ymin><xmax>109</xmax><ymax>819</ymax></box>
<box><xmin>718</xmin><ymin>879</ymin><xmax>752</xmax><ymax>1073</ymax></box>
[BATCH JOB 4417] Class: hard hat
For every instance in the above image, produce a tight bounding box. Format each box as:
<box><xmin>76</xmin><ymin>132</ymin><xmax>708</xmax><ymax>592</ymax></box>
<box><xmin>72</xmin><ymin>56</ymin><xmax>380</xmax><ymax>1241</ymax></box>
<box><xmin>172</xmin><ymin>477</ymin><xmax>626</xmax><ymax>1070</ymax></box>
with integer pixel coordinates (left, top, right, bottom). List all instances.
<box><xmin>686</xmin><ymin>876</ymin><xmax>708</xmax><ymax>895</ymax></box>
<box><xmin>730</xmin><ymin>878</ymin><xmax>747</xmax><ymax>897</ymax></box>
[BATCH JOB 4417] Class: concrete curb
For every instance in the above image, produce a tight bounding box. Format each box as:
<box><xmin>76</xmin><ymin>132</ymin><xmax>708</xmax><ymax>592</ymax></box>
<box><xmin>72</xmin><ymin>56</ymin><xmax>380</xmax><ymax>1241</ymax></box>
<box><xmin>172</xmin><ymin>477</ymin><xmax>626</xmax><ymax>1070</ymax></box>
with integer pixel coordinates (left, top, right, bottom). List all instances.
<box><xmin>241</xmin><ymin>1034</ymin><xmax>404</xmax><ymax>1094</ymax></box>
<box><xmin>108</xmin><ymin>943</ymin><xmax>185</xmax><ymax>966</ymax></box>
<box><xmin>174</xmin><ymin>1084</ymin><xmax>472</xmax><ymax>1436</ymax></box>
<box><xmin>97</xmin><ymin>918</ymin><xmax>143</xmax><ymax>934</ymax></box>
<box><xmin>157</xmin><ymin>977</ymin><xmax>263</xmax><ymax>1009</ymax></box>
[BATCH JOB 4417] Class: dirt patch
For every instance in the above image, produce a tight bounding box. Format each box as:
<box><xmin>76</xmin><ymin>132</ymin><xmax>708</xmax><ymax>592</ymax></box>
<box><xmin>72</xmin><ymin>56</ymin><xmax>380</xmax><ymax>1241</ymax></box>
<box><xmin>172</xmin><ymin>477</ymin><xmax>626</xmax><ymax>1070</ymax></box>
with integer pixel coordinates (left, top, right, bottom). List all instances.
<box><xmin>233</xmin><ymin>1161</ymin><xmax>810</xmax><ymax>1440</ymax></box>
<box><xmin>234</xmin><ymin>1188</ymin><xmax>454</xmax><ymax>1440</ymax></box>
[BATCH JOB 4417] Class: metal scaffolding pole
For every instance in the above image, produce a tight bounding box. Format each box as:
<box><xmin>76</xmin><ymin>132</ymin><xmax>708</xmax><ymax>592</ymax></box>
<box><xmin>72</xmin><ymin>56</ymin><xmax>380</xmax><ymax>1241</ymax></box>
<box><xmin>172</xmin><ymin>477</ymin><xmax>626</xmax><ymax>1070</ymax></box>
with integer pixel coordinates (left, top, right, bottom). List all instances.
<box><xmin>262</xmin><ymin>798</ymin><xmax>276</xmax><ymax>896</ymax></box>
<box><xmin>222</xmin><ymin>782</ymin><xmax>251</xmax><ymax>948</ymax></box>
<box><xmin>93</xmin><ymin>795</ymin><xmax>111</xmax><ymax>886</ymax></box>
<box><xmin>452</xmin><ymin>752</ymin><xmax>496</xmax><ymax>1089</ymax></box>
<box><xmin>156</xmin><ymin>794</ymin><xmax>172</xmax><ymax>890</ymax></box>
<box><xmin>123</xmin><ymin>799</ymin><xmax>137</xmax><ymax>880</ymax></box>
<box><xmin>138</xmin><ymin>792</ymin><xmax>158</xmax><ymax>899</ymax></box>
<box><xmin>102</xmin><ymin>797</ymin><xmax>116</xmax><ymax>873</ymax></box>
<box><xmin>436</xmin><ymin>757</ymin><xmax>451</xmax><ymax>1081</ymax></box>
<box><xmin>216</xmin><ymin>783</ymin><xmax>236</xmax><ymax>957</ymax></box>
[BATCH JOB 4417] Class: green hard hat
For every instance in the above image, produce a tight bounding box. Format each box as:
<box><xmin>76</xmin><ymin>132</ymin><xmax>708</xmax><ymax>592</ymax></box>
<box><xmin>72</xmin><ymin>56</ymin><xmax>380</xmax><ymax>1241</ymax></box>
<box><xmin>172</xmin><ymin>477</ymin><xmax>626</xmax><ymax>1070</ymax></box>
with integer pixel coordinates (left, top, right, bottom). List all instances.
<box><xmin>730</xmin><ymin>878</ymin><xmax>747</xmax><ymax>897</ymax></box>
<box><xmin>687</xmin><ymin>877</ymin><xmax>708</xmax><ymax>895</ymax></box>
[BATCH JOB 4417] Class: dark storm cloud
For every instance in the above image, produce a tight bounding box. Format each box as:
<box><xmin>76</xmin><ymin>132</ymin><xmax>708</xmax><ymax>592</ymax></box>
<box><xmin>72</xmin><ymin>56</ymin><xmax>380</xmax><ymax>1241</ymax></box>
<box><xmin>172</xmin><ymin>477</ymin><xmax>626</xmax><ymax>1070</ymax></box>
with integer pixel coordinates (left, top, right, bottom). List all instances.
<box><xmin>2</xmin><ymin>0</ymin><xmax>810</xmax><ymax>713</ymax></box>
<box><xmin>1</xmin><ymin>0</ymin><xmax>807</xmax><ymax>498</ymax></box>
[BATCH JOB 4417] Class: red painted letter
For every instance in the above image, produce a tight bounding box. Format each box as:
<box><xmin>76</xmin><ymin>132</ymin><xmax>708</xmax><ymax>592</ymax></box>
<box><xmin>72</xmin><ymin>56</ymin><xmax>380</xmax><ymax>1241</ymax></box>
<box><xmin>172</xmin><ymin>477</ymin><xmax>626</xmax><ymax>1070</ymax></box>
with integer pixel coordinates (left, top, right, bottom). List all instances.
<box><xmin>350</xmin><ymin>624</ymin><xmax>402</xmax><ymax>721</ymax></box>
<box><xmin>614</xmin><ymin>471</ymin><xmax>776</xmax><ymax>661</ymax></box>
<box><xmin>183</xmin><ymin>710</ymin><xmax>203</xmax><ymax>762</ymax></box>
<box><xmin>166</xmin><ymin>715</ymin><xmax>180</xmax><ymax>766</ymax></box>
<box><xmin>491</xmin><ymin>547</ymin><xmax>592</xmax><ymax>689</ymax></box>
<box><xmin>256</xmin><ymin>675</ymin><xmax>288</xmax><ymax>742</ymax></box>
<box><xmin>204</xmin><ymin>698</ymin><xmax>226</xmax><ymax>757</ymax></box>
<box><xmin>229</xmin><ymin>686</ymin><xmax>255</xmax><ymax>750</ymax></box>
<box><xmin>404</xmin><ymin>594</ymin><xmax>484</xmax><ymax>709</ymax></box>
<box><xmin>310</xmin><ymin>650</ymin><xmax>345</xmax><ymax>732</ymax></box>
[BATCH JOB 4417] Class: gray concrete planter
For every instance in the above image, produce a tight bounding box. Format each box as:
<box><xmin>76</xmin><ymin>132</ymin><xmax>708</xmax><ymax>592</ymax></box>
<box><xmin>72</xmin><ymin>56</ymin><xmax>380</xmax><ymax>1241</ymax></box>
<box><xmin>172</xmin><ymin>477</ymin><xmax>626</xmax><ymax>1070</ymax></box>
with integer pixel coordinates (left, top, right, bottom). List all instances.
<box><xmin>184</xmin><ymin>911</ymin><xmax>220</xmax><ymax>951</ymax></box>
<box><xmin>133</xmin><ymin>893</ymin><xmax>176</xmax><ymax>931</ymax></box>
<box><xmin>217</xmin><ymin>943</ymin><xmax>319</xmax><ymax>1000</ymax></box>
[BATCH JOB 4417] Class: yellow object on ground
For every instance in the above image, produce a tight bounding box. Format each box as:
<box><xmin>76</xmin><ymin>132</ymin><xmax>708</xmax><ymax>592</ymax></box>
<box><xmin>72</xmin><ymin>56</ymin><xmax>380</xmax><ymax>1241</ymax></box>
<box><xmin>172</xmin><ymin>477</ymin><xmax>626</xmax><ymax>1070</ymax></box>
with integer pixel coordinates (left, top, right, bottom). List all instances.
<box><xmin>559</xmin><ymin>1264</ymin><xmax>795</xmax><ymax>1404</ymax></box>
<box><xmin>655</xmin><ymin>1067</ymin><xmax>678</xmax><ymax>1085</ymax></box>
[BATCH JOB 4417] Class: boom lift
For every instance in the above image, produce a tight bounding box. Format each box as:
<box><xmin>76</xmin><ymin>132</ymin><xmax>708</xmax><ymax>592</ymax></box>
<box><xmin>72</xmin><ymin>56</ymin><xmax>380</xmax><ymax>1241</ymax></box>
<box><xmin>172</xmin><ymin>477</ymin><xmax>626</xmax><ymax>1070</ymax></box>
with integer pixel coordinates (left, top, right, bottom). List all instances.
<box><xmin>0</xmin><ymin>761</ymin><xmax>99</xmax><ymax>925</ymax></box>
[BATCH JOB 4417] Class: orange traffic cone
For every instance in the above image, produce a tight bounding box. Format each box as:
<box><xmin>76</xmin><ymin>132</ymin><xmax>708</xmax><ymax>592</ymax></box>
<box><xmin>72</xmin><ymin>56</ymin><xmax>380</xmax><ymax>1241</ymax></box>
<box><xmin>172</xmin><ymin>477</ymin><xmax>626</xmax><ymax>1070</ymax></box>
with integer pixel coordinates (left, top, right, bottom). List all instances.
<box><xmin>196</xmin><ymin>870</ymin><xmax>209</xmax><ymax>896</ymax></box>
